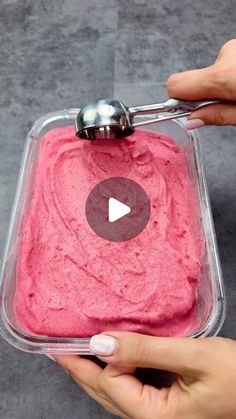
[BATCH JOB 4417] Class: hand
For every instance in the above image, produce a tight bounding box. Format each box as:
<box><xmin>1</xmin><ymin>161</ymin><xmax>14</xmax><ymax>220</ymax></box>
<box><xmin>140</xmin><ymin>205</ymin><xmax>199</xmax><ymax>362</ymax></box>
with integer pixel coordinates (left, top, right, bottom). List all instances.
<box><xmin>167</xmin><ymin>39</ymin><xmax>236</xmax><ymax>128</ymax></box>
<box><xmin>55</xmin><ymin>332</ymin><xmax>236</xmax><ymax>419</ymax></box>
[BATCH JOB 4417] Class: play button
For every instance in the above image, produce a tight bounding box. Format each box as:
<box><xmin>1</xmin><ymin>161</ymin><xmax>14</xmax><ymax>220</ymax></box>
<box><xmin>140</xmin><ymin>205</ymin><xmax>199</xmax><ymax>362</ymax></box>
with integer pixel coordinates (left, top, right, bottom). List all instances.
<box><xmin>108</xmin><ymin>198</ymin><xmax>131</xmax><ymax>222</ymax></box>
<box><xmin>85</xmin><ymin>177</ymin><xmax>151</xmax><ymax>242</ymax></box>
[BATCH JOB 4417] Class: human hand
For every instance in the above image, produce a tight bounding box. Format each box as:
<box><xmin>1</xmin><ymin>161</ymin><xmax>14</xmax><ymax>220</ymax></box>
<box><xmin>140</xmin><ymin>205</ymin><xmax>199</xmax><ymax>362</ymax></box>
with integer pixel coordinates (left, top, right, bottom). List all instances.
<box><xmin>167</xmin><ymin>39</ymin><xmax>236</xmax><ymax>128</ymax></box>
<box><xmin>55</xmin><ymin>332</ymin><xmax>236</xmax><ymax>419</ymax></box>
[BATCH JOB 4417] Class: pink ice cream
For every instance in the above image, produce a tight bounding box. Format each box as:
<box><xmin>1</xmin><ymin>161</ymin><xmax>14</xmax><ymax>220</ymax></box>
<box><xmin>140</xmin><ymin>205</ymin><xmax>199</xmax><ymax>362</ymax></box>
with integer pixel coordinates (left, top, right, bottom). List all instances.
<box><xmin>14</xmin><ymin>128</ymin><xmax>203</xmax><ymax>337</ymax></box>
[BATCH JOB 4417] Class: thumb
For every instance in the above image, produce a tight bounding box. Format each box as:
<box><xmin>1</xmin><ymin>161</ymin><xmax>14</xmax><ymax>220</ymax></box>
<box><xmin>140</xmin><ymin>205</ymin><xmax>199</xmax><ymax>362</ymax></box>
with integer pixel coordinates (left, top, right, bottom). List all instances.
<box><xmin>186</xmin><ymin>102</ymin><xmax>236</xmax><ymax>127</ymax></box>
<box><xmin>167</xmin><ymin>66</ymin><xmax>223</xmax><ymax>101</ymax></box>
<box><xmin>166</xmin><ymin>65</ymin><xmax>232</xmax><ymax>101</ymax></box>
<box><xmin>90</xmin><ymin>332</ymin><xmax>210</xmax><ymax>377</ymax></box>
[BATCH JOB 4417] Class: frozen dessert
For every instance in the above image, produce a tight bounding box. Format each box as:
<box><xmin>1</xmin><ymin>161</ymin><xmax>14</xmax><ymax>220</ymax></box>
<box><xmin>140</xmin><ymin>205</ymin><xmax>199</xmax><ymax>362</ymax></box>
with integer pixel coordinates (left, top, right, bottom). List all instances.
<box><xmin>14</xmin><ymin>127</ymin><xmax>204</xmax><ymax>337</ymax></box>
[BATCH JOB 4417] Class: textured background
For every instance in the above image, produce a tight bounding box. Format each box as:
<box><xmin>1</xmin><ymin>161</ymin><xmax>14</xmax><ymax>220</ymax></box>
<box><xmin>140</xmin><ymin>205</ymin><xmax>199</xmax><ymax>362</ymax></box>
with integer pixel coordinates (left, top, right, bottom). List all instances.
<box><xmin>0</xmin><ymin>0</ymin><xmax>236</xmax><ymax>418</ymax></box>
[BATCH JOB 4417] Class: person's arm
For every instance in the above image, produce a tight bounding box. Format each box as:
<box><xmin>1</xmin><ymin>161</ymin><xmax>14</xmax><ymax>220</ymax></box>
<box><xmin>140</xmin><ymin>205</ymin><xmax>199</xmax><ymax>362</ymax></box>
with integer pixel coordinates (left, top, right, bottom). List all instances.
<box><xmin>167</xmin><ymin>39</ymin><xmax>236</xmax><ymax>129</ymax></box>
<box><xmin>55</xmin><ymin>333</ymin><xmax>236</xmax><ymax>418</ymax></box>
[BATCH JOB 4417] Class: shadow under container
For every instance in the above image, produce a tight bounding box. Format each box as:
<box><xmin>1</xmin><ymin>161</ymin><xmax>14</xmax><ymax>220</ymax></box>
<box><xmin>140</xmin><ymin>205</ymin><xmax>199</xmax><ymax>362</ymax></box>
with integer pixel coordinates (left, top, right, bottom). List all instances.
<box><xmin>0</xmin><ymin>109</ymin><xmax>226</xmax><ymax>355</ymax></box>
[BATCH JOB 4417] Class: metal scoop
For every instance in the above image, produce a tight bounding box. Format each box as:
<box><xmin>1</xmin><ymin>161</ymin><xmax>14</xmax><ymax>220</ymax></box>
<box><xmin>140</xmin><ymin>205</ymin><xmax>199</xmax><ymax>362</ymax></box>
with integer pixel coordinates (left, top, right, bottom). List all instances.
<box><xmin>75</xmin><ymin>98</ymin><xmax>219</xmax><ymax>140</ymax></box>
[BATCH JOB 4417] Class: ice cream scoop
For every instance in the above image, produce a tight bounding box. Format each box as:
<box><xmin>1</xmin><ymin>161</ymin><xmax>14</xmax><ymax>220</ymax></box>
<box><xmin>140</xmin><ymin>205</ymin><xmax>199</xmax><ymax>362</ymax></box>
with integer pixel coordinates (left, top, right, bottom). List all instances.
<box><xmin>75</xmin><ymin>98</ymin><xmax>220</xmax><ymax>140</ymax></box>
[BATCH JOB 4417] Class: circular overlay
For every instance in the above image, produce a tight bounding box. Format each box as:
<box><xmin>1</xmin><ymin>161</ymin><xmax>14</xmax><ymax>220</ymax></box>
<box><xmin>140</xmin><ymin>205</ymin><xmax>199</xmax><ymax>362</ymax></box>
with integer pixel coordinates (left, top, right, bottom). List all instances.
<box><xmin>85</xmin><ymin>177</ymin><xmax>151</xmax><ymax>242</ymax></box>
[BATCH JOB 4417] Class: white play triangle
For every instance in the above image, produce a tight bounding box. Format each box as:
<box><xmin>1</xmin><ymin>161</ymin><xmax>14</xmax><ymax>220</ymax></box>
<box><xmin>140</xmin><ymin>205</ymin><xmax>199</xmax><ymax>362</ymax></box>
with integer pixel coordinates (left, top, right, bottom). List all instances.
<box><xmin>108</xmin><ymin>197</ymin><xmax>131</xmax><ymax>223</ymax></box>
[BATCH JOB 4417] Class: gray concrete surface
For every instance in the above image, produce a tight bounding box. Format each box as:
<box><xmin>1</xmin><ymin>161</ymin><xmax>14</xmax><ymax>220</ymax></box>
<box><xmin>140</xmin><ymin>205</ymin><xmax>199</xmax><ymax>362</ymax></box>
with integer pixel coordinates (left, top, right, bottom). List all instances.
<box><xmin>0</xmin><ymin>0</ymin><xmax>236</xmax><ymax>418</ymax></box>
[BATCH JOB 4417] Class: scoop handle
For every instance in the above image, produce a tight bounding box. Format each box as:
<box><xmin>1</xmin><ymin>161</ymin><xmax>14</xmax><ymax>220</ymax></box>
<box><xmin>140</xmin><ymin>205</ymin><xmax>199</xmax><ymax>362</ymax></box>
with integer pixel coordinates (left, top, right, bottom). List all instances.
<box><xmin>129</xmin><ymin>99</ymin><xmax>221</xmax><ymax>116</ymax></box>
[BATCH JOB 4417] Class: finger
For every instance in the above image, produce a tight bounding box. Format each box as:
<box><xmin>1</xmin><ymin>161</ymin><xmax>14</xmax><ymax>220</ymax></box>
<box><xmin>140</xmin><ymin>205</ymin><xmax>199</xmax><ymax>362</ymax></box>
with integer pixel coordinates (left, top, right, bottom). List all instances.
<box><xmin>167</xmin><ymin>66</ymin><xmax>226</xmax><ymax>101</ymax></box>
<box><xmin>97</xmin><ymin>364</ymin><xmax>168</xmax><ymax>419</ymax></box>
<box><xmin>54</xmin><ymin>355</ymin><xmax>102</xmax><ymax>392</ymax></box>
<box><xmin>185</xmin><ymin>103</ymin><xmax>236</xmax><ymax>127</ymax></box>
<box><xmin>90</xmin><ymin>332</ymin><xmax>209</xmax><ymax>376</ymax></box>
<box><xmin>167</xmin><ymin>39</ymin><xmax>236</xmax><ymax>102</ymax></box>
<box><xmin>55</xmin><ymin>355</ymin><xmax>129</xmax><ymax>418</ymax></box>
<box><xmin>216</xmin><ymin>39</ymin><xmax>236</xmax><ymax>62</ymax></box>
<box><xmin>79</xmin><ymin>382</ymin><xmax>126</xmax><ymax>418</ymax></box>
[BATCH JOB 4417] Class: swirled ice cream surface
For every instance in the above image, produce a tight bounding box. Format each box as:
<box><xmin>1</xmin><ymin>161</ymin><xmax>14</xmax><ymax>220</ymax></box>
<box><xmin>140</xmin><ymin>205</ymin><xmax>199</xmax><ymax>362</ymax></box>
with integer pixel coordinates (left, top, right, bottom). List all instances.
<box><xmin>14</xmin><ymin>128</ymin><xmax>204</xmax><ymax>337</ymax></box>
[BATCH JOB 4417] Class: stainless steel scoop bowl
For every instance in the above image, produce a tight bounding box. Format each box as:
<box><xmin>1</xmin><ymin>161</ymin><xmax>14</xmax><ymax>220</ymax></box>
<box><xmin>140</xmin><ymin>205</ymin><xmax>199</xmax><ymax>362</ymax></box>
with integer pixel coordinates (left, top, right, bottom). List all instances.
<box><xmin>75</xmin><ymin>98</ymin><xmax>219</xmax><ymax>141</ymax></box>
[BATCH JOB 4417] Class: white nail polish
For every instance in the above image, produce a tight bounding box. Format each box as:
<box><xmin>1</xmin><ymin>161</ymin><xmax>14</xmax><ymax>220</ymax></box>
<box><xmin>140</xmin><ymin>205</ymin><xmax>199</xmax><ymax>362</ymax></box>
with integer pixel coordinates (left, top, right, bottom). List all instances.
<box><xmin>90</xmin><ymin>335</ymin><xmax>116</xmax><ymax>356</ymax></box>
<box><xmin>184</xmin><ymin>119</ymin><xmax>205</xmax><ymax>130</ymax></box>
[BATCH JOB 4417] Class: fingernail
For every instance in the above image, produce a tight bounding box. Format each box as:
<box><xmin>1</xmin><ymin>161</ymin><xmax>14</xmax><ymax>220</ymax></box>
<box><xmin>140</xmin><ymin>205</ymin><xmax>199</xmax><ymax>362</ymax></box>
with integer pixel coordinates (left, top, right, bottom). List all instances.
<box><xmin>184</xmin><ymin>119</ymin><xmax>205</xmax><ymax>130</ymax></box>
<box><xmin>90</xmin><ymin>335</ymin><xmax>116</xmax><ymax>356</ymax></box>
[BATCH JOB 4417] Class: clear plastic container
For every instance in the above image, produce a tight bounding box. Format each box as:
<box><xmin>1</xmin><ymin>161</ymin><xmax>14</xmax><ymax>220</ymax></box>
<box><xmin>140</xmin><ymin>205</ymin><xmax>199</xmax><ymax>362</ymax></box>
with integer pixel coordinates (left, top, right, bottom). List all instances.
<box><xmin>0</xmin><ymin>110</ymin><xmax>226</xmax><ymax>355</ymax></box>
